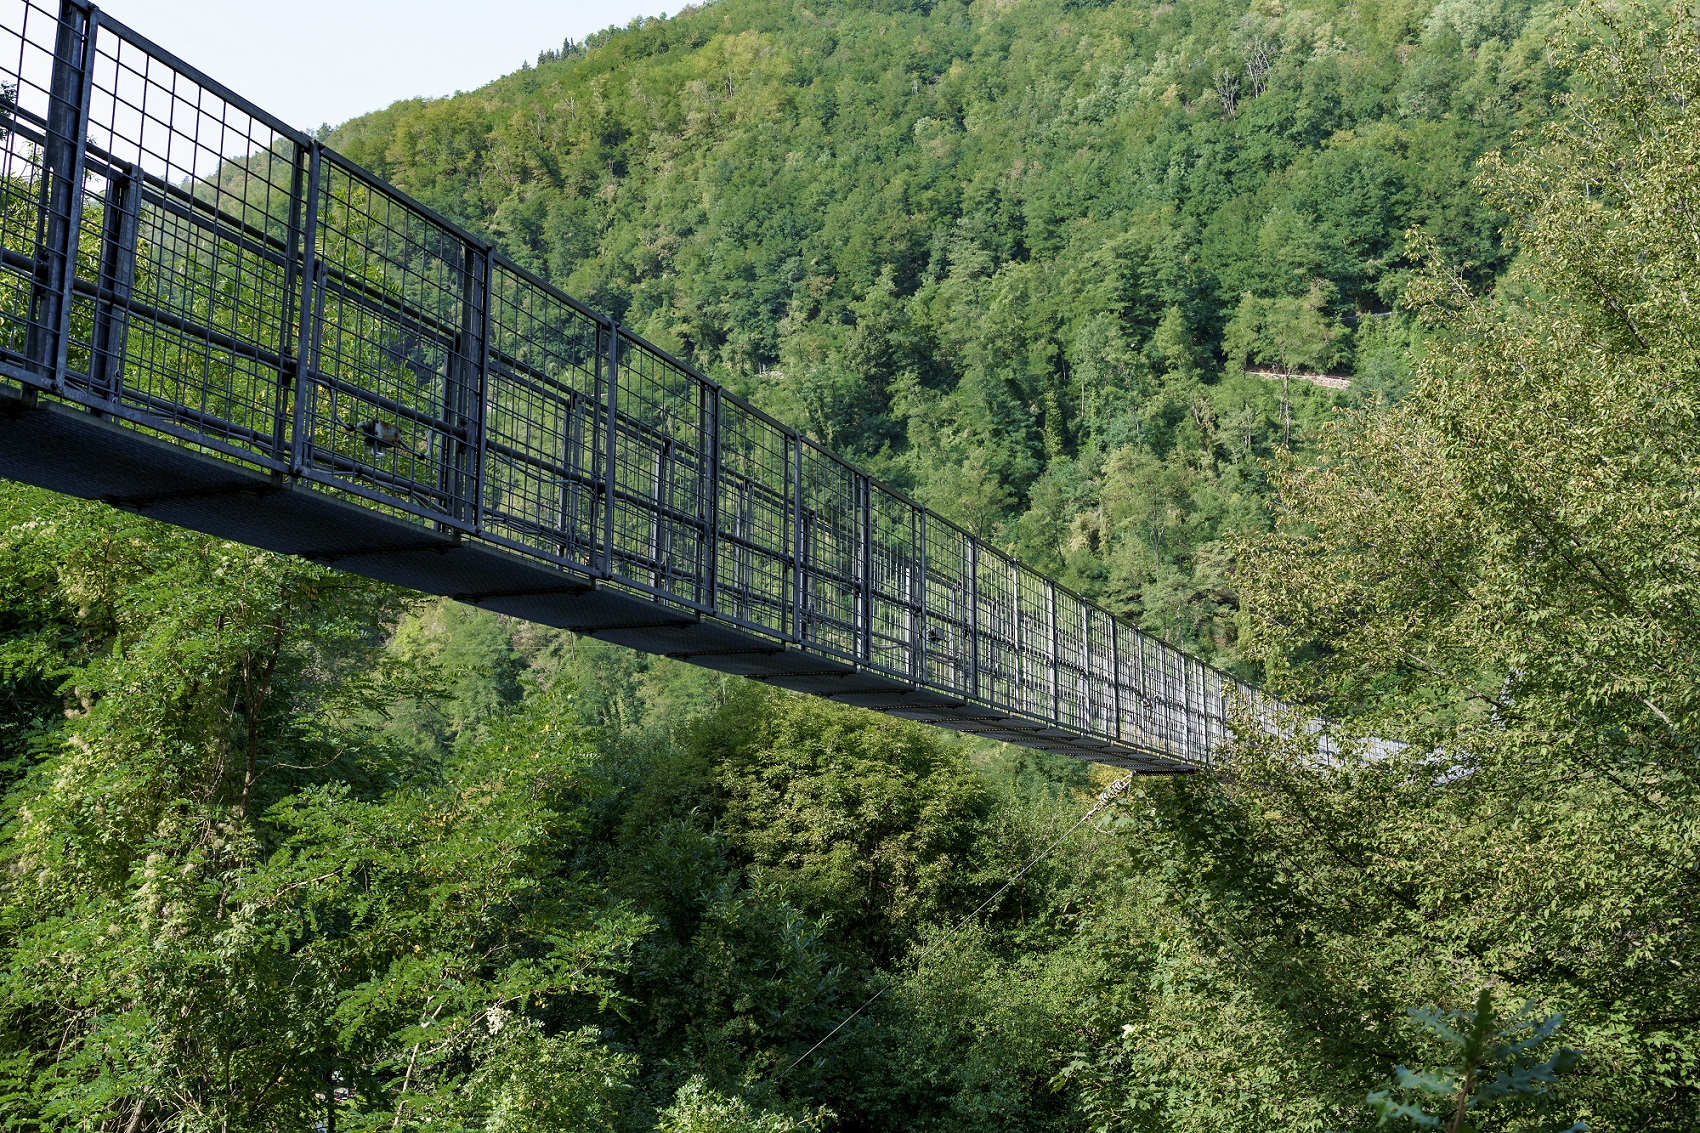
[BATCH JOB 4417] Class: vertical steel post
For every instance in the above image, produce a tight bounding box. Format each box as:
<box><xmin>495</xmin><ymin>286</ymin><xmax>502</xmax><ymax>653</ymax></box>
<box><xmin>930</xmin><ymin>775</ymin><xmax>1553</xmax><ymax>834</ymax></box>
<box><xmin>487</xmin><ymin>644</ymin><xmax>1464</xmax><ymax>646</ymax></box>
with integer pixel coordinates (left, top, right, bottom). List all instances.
<box><xmin>1157</xmin><ymin>645</ymin><xmax>1170</xmax><ymax>754</ymax></box>
<box><xmin>1159</xmin><ymin>643</ymin><xmax>1171</xmax><ymax>751</ymax></box>
<box><xmin>730</xmin><ymin>476</ymin><xmax>747</xmax><ymax>617</ymax></box>
<box><xmin>30</xmin><ymin>3</ymin><xmax>98</xmax><ymax>387</ymax></box>
<box><xmin>915</xmin><ymin>509</ymin><xmax>928</xmax><ymax>683</ymax></box>
<box><xmin>650</xmin><ymin>439</ymin><xmax>669</xmax><ymax>592</ymax></box>
<box><xmin>601</xmin><ymin>321</ymin><xmax>619</xmax><ymax>579</ymax></box>
<box><xmin>471</xmin><ymin>251</ymin><xmax>492</xmax><ymax>534</ymax></box>
<box><xmin>857</xmin><ymin>473</ymin><xmax>872</xmax><ymax>666</ymax></box>
<box><xmin>1110</xmin><ymin>614</ymin><xmax>1123</xmax><ymax>743</ymax></box>
<box><xmin>446</xmin><ymin>241</ymin><xmax>485</xmax><ymax>531</ymax></box>
<box><xmin>289</xmin><ymin>143</ymin><xmax>324</xmax><ymax>477</ymax></box>
<box><xmin>1135</xmin><ymin>630</ymin><xmax>1150</xmax><ymax>747</ymax></box>
<box><xmin>1077</xmin><ymin>605</ymin><xmax>1091</xmax><ymax>733</ymax></box>
<box><xmin>704</xmin><ymin>385</ymin><xmax>720</xmax><ymax>612</ymax></box>
<box><xmin>791</xmin><ymin>434</ymin><xmax>804</xmax><ymax>643</ymax></box>
<box><xmin>1085</xmin><ymin>611</ymin><xmax>1097</xmax><ymax>735</ymax></box>
<box><xmin>1046</xmin><ymin>582</ymin><xmax>1059</xmax><ymax>724</ymax></box>
<box><xmin>1201</xmin><ymin>664</ymin><xmax>1214</xmax><ymax>755</ymax></box>
<box><xmin>1190</xmin><ymin>653</ymin><xmax>1203</xmax><ymax>758</ymax></box>
<box><xmin>560</xmin><ymin>390</ymin><xmax>581</xmax><ymax>562</ymax></box>
<box><xmin>273</xmin><ymin>145</ymin><xmax>307</xmax><ymax>458</ymax></box>
<box><xmin>89</xmin><ymin>162</ymin><xmax>138</xmax><ymax>402</ymax></box>
<box><xmin>1009</xmin><ymin>560</ymin><xmax>1022</xmax><ymax>712</ymax></box>
<box><xmin>59</xmin><ymin>5</ymin><xmax>98</xmax><ymax>383</ymax></box>
<box><xmin>968</xmin><ymin>536</ymin><xmax>980</xmax><ymax>701</ymax></box>
<box><xmin>1168</xmin><ymin>648</ymin><xmax>1181</xmax><ymax>756</ymax></box>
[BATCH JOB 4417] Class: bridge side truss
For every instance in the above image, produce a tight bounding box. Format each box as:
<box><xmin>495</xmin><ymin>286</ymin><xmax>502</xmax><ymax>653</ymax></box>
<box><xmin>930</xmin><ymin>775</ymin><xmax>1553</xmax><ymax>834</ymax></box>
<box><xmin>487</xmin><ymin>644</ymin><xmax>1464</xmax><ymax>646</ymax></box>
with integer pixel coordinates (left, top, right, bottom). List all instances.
<box><xmin>0</xmin><ymin>0</ymin><xmax>1272</xmax><ymax>771</ymax></box>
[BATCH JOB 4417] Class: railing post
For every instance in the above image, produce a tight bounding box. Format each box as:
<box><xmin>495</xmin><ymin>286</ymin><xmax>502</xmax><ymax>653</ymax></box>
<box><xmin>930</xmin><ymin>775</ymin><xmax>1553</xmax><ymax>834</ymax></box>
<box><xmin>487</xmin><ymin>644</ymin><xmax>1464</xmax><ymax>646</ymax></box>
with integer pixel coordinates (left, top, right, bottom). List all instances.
<box><xmin>29</xmin><ymin>2</ymin><xmax>98</xmax><ymax>387</ymax></box>
<box><xmin>857</xmin><ymin>473</ymin><xmax>872</xmax><ymax>666</ymax></box>
<box><xmin>444</xmin><ymin>241</ymin><xmax>486</xmax><ymax>532</ymax></box>
<box><xmin>914</xmin><ymin>509</ymin><xmax>927</xmax><ymax>683</ymax></box>
<box><xmin>1082</xmin><ymin>613</ymin><xmax>1092</xmax><ymax>734</ymax></box>
<box><xmin>1046</xmin><ymin>582</ymin><xmax>1059</xmax><ymax>724</ymax></box>
<box><xmin>1151</xmin><ymin>642</ymin><xmax>1165</xmax><ymax>753</ymax></box>
<box><xmin>1009</xmin><ymin>560</ymin><xmax>1022</xmax><ymax>710</ymax></box>
<box><xmin>89</xmin><ymin>162</ymin><xmax>139</xmax><ymax>403</ymax></box>
<box><xmin>1109</xmin><ymin>614</ymin><xmax>1123</xmax><ymax>744</ymax></box>
<box><xmin>288</xmin><ymin>142</ymin><xmax>323</xmax><ymax>477</ymax></box>
<box><xmin>559</xmin><ymin>390</ymin><xmax>581</xmax><ymax>562</ymax></box>
<box><xmin>1135</xmin><ymin>630</ymin><xmax>1151</xmax><ymax>747</ymax></box>
<box><xmin>273</xmin><ymin>145</ymin><xmax>306</xmax><ymax>458</ymax></box>
<box><xmin>1156</xmin><ymin>645</ymin><xmax>1170</xmax><ymax>754</ymax></box>
<box><xmin>734</xmin><ymin>477</ymin><xmax>751</xmax><ymax>620</ymax></box>
<box><xmin>1165</xmin><ymin>646</ymin><xmax>1176</xmax><ymax>754</ymax></box>
<box><xmin>601</xmin><ymin>321</ymin><xmax>619</xmax><ymax>579</ymax></box>
<box><xmin>1191</xmin><ymin>659</ymin><xmax>1201</xmax><ymax>755</ymax></box>
<box><xmin>968</xmin><ymin>538</ymin><xmax>980</xmax><ymax>701</ymax></box>
<box><xmin>1210</xmin><ymin>669</ymin><xmax>1224</xmax><ymax>757</ymax></box>
<box><xmin>471</xmin><ymin>251</ymin><xmax>492</xmax><ymax>534</ymax></box>
<box><xmin>649</xmin><ymin>438</ymin><xmax>670</xmax><ymax>592</ymax></box>
<box><xmin>703</xmin><ymin>385</ymin><xmax>720</xmax><ymax>612</ymax></box>
<box><xmin>790</xmin><ymin>433</ymin><xmax>804</xmax><ymax>644</ymax></box>
<box><xmin>1077</xmin><ymin>605</ymin><xmax>1091</xmax><ymax>733</ymax></box>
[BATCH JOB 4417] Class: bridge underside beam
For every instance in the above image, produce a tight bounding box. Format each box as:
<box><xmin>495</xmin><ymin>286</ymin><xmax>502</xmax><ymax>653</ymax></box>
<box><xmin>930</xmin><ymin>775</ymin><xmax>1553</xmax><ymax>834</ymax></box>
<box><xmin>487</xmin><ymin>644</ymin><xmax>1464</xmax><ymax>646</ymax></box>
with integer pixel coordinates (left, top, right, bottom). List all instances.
<box><xmin>0</xmin><ymin>387</ymin><xmax>1189</xmax><ymax>774</ymax></box>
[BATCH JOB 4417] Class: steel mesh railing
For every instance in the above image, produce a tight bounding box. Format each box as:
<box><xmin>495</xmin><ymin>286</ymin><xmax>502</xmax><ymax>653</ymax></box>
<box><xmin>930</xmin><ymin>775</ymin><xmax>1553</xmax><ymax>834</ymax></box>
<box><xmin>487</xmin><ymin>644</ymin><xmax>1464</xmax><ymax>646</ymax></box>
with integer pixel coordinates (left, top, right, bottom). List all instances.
<box><xmin>0</xmin><ymin>0</ymin><xmax>1273</xmax><ymax>769</ymax></box>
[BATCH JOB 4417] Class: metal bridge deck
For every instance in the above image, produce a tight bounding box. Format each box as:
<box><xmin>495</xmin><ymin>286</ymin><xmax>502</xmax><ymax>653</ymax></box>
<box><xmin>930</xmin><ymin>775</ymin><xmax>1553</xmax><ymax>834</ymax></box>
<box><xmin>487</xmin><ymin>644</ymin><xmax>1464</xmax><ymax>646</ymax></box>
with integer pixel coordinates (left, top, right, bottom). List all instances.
<box><xmin>0</xmin><ymin>0</ymin><xmax>1269</xmax><ymax>773</ymax></box>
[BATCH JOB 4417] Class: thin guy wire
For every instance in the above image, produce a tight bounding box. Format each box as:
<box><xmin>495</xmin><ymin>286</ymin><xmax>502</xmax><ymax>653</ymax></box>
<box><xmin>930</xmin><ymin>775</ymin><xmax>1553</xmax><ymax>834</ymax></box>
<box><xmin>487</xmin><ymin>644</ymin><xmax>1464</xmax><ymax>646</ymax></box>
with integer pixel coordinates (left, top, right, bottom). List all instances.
<box><xmin>778</xmin><ymin>772</ymin><xmax>1136</xmax><ymax>1079</ymax></box>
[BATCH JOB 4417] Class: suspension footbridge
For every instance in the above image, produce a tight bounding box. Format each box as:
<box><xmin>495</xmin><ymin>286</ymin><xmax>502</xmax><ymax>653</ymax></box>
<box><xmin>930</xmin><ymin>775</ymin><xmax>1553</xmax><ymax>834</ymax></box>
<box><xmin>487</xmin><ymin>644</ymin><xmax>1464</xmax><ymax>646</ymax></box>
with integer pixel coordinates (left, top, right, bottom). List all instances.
<box><xmin>0</xmin><ymin>0</ymin><xmax>1269</xmax><ymax>773</ymax></box>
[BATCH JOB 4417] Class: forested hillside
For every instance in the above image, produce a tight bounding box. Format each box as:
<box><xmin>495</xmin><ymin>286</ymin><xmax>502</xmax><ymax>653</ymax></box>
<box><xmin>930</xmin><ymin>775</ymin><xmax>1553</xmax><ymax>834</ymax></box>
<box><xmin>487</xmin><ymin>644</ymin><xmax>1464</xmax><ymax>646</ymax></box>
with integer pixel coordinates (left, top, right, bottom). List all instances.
<box><xmin>3</xmin><ymin>0</ymin><xmax>1698</xmax><ymax>1131</ymax></box>
<box><xmin>328</xmin><ymin>0</ymin><xmax>1559</xmax><ymax>662</ymax></box>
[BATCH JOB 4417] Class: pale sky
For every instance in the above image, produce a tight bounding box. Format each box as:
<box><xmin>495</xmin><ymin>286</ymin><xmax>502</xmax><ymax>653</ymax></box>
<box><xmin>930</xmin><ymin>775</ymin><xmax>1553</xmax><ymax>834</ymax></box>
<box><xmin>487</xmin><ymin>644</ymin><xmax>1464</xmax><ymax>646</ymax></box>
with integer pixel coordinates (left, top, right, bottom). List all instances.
<box><xmin>95</xmin><ymin>1</ymin><xmax>672</xmax><ymax>133</ymax></box>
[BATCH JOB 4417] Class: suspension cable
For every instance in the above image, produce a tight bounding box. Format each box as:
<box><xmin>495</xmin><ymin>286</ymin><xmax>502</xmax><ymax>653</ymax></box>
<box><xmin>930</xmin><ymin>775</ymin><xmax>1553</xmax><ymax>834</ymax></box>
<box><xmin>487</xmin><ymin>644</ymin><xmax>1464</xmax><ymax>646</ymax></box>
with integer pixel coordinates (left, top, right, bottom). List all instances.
<box><xmin>778</xmin><ymin>772</ymin><xmax>1137</xmax><ymax>1078</ymax></box>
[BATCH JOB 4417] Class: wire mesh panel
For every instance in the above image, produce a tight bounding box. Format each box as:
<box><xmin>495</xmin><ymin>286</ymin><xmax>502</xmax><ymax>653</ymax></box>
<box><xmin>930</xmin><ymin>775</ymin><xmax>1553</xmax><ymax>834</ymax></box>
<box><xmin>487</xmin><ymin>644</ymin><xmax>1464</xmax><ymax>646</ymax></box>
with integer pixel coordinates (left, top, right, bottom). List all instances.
<box><xmin>1083</xmin><ymin>606</ymin><xmax>1116</xmax><ymax>739</ymax></box>
<box><xmin>866</xmin><ymin>481</ymin><xmax>919</xmax><ymax>681</ymax></box>
<box><xmin>797</xmin><ymin>439</ymin><xmax>860</xmax><ymax>661</ymax></box>
<box><xmin>974</xmin><ymin>548</ymin><xmax>1019</xmax><ymax>713</ymax></box>
<box><xmin>1144</xmin><ymin>639</ymin><xmax>1172</xmax><ymax>756</ymax></box>
<box><xmin>302</xmin><ymin>152</ymin><xmax>480</xmax><ymax>525</ymax></box>
<box><xmin>480</xmin><ymin>262</ymin><xmax>605</xmax><ymax>570</ymax></box>
<box><xmin>1187</xmin><ymin>656</ymin><xmax>1215</xmax><ymax>761</ymax></box>
<box><xmin>69</xmin><ymin>15</ymin><xmax>304</xmax><ymax>465</ymax></box>
<box><xmin>716</xmin><ymin>397</ymin><xmax>792</xmax><ymax>637</ymax></box>
<box><xmin>0</xmin><ymin>1</ymin><xmax>82</xmax><ymax>383</ymax></box>
<box><xmin>1114</xmin><ymin>621</ymin><xmax>1145</xmax><ymax>749</ymax></box>
<box><xmin>921</xmin><ymin>517</ymin><xmax>973</xmax><ymax>697</ymax></box>
<box><xmin>1153</xmin><ymin>638</ymin><xmax>1188</xmax><ymax>757</ymax></box>
<box><xmin>608</xmin><ymin>333</ymin><xmax>710</xmax><ymax>606</ymax></box>
<box><xmin>1054</xmin><ymin>589</ymin><xmax>1089</xmax><ymax>732</ymax></box>
<box><xmin>1120</xmin><ymin>627</ymin><xmax>1174</xmax><ymax>757</ymax></box>
<box><xmin>1196</xmin><ymin>662</ymin><xmax>1226</xmax><ymax>760</ymax></box>
<box><xmin>1014</xmin><ymin>564</ymin><xmax>1052</xmax><ymax>722</ymax></box>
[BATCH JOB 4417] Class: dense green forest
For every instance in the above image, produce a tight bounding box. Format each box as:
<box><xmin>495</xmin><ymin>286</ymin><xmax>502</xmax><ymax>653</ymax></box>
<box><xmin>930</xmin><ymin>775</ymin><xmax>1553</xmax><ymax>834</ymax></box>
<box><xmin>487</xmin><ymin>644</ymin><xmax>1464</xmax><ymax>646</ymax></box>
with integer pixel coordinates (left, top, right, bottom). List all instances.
<box><xmin>330</xmin><ymin>0</ymin><xmax>1563</xmax><ymax>661</ymax></box>
<box><xmin>3</xmin><ymin>0</ymin><xmax>1698</xmax><ymax>1129</ymax></box>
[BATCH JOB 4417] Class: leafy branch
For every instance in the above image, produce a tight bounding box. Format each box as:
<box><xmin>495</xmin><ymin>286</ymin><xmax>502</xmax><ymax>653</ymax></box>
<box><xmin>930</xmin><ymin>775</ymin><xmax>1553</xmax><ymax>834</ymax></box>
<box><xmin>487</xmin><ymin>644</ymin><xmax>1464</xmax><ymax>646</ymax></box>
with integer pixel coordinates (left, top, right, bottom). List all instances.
<box><xmin>1365</xmin><ymin>989</ymin><xmax>1585</xmax><ymax>1133</ymax></box>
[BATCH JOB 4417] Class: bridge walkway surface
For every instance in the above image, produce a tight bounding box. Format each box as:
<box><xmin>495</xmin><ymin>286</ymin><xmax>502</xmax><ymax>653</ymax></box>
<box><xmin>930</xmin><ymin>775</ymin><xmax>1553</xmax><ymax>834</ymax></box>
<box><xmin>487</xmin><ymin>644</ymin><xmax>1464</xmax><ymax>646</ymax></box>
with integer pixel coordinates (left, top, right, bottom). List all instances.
<box><xmin>0</xmin><ymin>0</ymin><xmax>1275</xmax><ymax>773</ymax></box>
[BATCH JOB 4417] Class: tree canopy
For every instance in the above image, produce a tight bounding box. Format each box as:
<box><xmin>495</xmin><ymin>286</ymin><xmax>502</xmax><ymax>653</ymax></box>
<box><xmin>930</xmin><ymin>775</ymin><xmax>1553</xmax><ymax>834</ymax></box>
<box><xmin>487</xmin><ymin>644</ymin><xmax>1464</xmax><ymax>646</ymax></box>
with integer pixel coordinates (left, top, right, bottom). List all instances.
<box><xmin>3</xmin><ymin>0</ymin><xmax>1698</xmax><ymax>1130</ymax></box>
<box><xmin>328</xmin><ymin>0</ymin><xmax>1563</xmax><ymax>661</ymax></box>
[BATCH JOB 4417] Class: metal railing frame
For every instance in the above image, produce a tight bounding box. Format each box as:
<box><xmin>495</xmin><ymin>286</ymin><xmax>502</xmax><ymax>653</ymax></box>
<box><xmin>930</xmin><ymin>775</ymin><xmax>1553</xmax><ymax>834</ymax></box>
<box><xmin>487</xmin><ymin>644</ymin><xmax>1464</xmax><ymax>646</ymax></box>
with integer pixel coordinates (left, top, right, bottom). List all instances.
<box><xmin>0</xmin><ymin>0</ymin><xmax>1272</xmax><ymax>768</ymax></box>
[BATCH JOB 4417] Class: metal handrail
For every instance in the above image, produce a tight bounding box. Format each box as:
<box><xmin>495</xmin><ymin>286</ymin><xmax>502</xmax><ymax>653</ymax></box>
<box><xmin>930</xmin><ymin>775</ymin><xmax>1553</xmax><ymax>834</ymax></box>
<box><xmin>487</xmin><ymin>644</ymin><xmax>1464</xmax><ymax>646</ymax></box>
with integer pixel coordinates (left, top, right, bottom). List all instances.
<box><xmin>0</xmin><ymin>0</ymin><xmax>1277</xmax><ymax>770</ymax></box>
